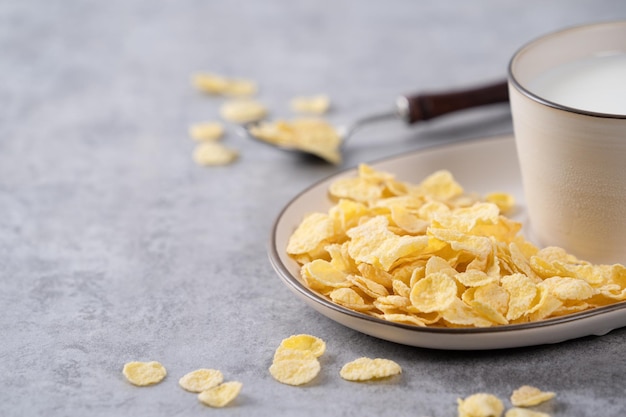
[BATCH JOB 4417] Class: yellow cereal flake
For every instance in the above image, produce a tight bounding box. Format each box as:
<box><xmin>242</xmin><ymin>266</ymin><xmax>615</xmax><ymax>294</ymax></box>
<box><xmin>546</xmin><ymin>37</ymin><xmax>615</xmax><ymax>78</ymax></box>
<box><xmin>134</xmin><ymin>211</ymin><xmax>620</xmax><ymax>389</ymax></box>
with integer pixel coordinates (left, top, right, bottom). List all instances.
<box><xmin>538</xmin><ymin>277</ymin><xmax>595</xmax><ymax>301</ymax></box>
<box><xmin>504</xmin><ymin>408</ymin><xmax>551</xmax><ymax>417</ymax></box>
<box><xmin>510</xmin><ymin>385</ymin><xmax>556</xmax><ymax>407</ymax></box>
<box><xmin>486</xmin><ymin>192</ymin><xmax>516</xmax><ymax>213</ymax></box>
<box><xmin>122</xmin><ymin>361</ymin><xmax>167</xmax><ymax>386</ymax></box>
<box><xmin>225</xmin><ymin>79</ymin><xmax>258</xmax><ymax>96</ymax></box>
<box><xmin>278</xmin><ymin>334</ymin><xmax>326</xmax><ymax>358</ymax></box>
<box><xmin>188</xmin><ymin>122</ymin><xmax>224</xmax><ymax>141</ymax></box>
<box><xmin>457</xmin><ymin>393</ymin><xmax>504</xmax><ymax>417</ymax></box>
<box><xmin>220</xmin><ymin>99</ymin><xmax>267</xmax><ymax>123</ymax></box>
<box><xmin>302</xmin><ymin>259</ymin><xmax>350</xmax><ymax>293</ymax></box>
<box><xmin>192</xmin><ymin>73</ymin><xmax>229</xmax><ymax>94</ymax></box>
<box><xmin>286</xmin><ymin>212</ymin><xmax>336</xmax><ymax>256</ymax></box>
<box><xmin>329</xmin><ymin>287</ymin><xmax>373</xmax><ymax>311</ymax></box>
<box><xmin>286</xmin><ymin>164</ymin><xmax>626</xmax><ymax>328</ymax></box>
<box><xmin>290</xmin><ymin>94</ymin><xmax>331</xmax><ymax>114</ymax></box>
<box><xmin>192</xmin><ymin>72</ymin><xmax>257</xmax><ymax>96</ymax></box>
<box><xmin>418</xmin><ymin>170</ymin><xmax>464</xmax><ymax>200</ymax></box>
<box><xmin>501</xmin><ymin>274</ymin><xmax>538</xmax><ymax>321</ymax></box>
<box><xmin>340</xmin><ymin>357</ymin><xmax>402</xmax><ymax>382</ymax></box>
<box><xmin>269</xmin><ymin>357</ymin><xmax>321</xmax><ymax>386</ymax></box>
<box><xmin>178</xmin><ymin>369</ymin><xmax>224</xmax><ymax>393</ymax></box>
<box><xmin>269</xmin><ymin>335</ymin><xmax>325</xmax><ymax>386</ymax></box>
<box><xmin>273</xmin><ymin>347</ymin><xmax>317</xmax><ymax>362</ymax></box>
<box><xmin>442</xmin><ymin>298</ymin><xmax>493</xmax><ymax>328</ymax></box>
<box><xmin>192</xmin><ymin>142</ymin><xmax>239</xmax><ymax>166</ymax></box>
<box><xmin>249</xmin><ymin>118</ymin><xmax>342</xmax><ymax>164</ymax></box>
<box><xmin>197</xmin><ymin>381</ymin><xmax>243</xmax><ymax>408</ymax></box>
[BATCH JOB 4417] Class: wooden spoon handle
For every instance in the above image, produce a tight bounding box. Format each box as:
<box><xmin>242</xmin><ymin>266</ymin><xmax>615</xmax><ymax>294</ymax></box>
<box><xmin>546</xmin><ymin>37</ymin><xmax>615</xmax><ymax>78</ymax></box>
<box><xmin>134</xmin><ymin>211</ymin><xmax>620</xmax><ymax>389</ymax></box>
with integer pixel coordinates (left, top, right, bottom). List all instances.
<box><xmin>400</xmin><ymin>80</ymin><xmax>509</xmax><ymax>124</ymax></box>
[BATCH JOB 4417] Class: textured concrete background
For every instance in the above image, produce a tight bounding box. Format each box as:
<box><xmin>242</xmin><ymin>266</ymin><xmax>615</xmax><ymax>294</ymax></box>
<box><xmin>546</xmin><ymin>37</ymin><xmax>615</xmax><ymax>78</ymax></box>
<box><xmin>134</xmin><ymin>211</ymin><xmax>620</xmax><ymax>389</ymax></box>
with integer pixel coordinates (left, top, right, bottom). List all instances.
<box><xmin>1</xmin><ymin>1</ymin><xmax>626</xmax><ymax>416</ymax></box>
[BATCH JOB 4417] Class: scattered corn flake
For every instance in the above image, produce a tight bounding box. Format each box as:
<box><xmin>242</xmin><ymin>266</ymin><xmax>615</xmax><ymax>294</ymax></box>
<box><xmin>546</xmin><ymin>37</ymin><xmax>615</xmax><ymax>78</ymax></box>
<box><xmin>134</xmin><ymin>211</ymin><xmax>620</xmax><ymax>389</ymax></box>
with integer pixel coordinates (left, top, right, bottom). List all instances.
<box><xmin>178</xmin><ymin>369</ymin><xmax>224</xmax><ymax>393</ymax></box>
<box><xmin>347</xmin><ymin>216</ymin><xmax>430</xmax><ymax>271</ymax></box>
<box><xmin>225</xmin><ymin>79</ymin><xmax>258</xmax><ymax>96</ymax></box>
<box><xmin>197</xmin><ymin>381</ymin><xmax>243</xmax><ymax>408</ymax></box>
<box><xmin>510</xmin><ymin>385</ymin><xmax>556</xmax><ymax>407</ymax></box>
<box><xmin>290</xmin><ymin>94</ymin><xmax>331</xmax><ymax>114</ymax></box>
<box><xmin>122</xmin><ymin>361</ymin><xmax>167</xmax><ymax>386</ymax></box>
<box><xmin>192</xmin><ymin>73</ymin><xmax>230</xmax><ymax>94</ymax></box>
<box><xmin>269</xmin><ymin>335</ymin><xmax>325</xmax><ymax>386</ymax></box>
<box><xmin>188</xmin><ymin>122</ymin><xmax>224</xmax><ymax>141</ymax></box>
<box><xmin>278</xmin><ymin>334</ymin><xmax>326</xmax><ymax>358</ymax></box>
<box><xmin>192</xmin><ymin>72</ymin><xmax>257</xmax><ymax>96</ymax></box>
<box><xmin>340</xmin><ymin>357</ymin><xmax>402</xmax><ymax>382</ymax></box>
<box><xmin>269</xmin><ymin>357</ymin><xmax>321</xmax><ymax>386</ymax></box>
<box><xmin>249</xmin><ymin>118</ymin><xmax>342</xmax><ymax>164</ymax></box>
<box><xmin>457</xmin><ymin>393</ymin><xmax>504</xmax><ymax>417</ymax></box>
<box><xmin>192</xmin><ymin>142</ymin><xmax>239</xmax><ymax>166</ymax></box>
<box><xmin>220</xmin><ymin>99</ymin><xmax>267</xmax><ymax>123</ymax></box>
<box><xmin>504</xmin><ymin>408</ymin><xmax>551</xmax><ymax>417</ymax></box>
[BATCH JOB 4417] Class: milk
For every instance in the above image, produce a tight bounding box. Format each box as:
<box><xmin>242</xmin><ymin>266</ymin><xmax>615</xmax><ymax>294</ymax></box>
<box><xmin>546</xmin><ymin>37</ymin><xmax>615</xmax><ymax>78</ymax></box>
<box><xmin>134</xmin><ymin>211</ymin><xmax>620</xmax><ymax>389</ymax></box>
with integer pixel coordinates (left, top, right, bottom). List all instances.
<box><xmin>528</xmin><ymin>53</ymin><xmax>626</xmax><ymax>115</ymax></box>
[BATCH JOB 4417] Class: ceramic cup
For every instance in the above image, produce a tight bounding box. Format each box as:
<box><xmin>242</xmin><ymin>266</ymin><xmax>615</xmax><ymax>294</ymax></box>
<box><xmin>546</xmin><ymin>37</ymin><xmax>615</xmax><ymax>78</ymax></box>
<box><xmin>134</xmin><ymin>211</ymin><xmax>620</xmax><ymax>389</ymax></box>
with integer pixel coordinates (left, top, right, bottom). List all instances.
<box><xmin>508</xmin><ymin>21</ymin><xmax>626</xmax><ymax>265</ymax></box>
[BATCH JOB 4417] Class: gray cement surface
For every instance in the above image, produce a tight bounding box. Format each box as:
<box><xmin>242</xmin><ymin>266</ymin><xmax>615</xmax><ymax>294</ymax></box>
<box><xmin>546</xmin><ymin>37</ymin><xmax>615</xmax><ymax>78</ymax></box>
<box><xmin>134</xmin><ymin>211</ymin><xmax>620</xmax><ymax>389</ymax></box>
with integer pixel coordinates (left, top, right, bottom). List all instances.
<box><xmin>1</xmin><ymin>1</ymin><xmax>625</xmax><ymax>416</ymax></box>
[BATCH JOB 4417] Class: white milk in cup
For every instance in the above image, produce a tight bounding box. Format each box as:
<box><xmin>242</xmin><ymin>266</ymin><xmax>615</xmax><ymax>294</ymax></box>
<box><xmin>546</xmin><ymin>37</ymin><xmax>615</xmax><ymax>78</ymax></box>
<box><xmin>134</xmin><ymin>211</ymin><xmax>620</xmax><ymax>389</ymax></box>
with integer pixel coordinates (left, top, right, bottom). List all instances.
<box><xmin>508</xmin><ymin>21</ymin><xmax>626</xmax><ymax>265</ymax></box>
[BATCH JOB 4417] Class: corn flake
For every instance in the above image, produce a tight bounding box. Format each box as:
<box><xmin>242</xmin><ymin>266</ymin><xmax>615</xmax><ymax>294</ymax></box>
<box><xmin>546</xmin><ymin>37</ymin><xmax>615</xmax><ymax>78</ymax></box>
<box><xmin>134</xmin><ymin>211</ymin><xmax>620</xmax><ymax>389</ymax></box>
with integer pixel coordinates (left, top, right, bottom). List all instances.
<box><xmin>269</xmin><ymin>357</ymin><xmax>321</xmax><ymax>386</ymax></box>
<box><xmin>290</xmin><ymin>94</ymin><xmax>331</xmax><ymax>114</ymax></box>
<box><xmin>192</xmin><ymin>73</ymin><xmax>257</xmax><ymax>96</ymax></box>
<box><xmin>123</xmin><ymin>361</ymin><xmax>167</xmax><ymax>386</ymax></box>
<box><xmin>287</xmin><ymin>164</ymin><xmax>626</xmax><ymax>328</ymax></box>
<box><xmin>188</xmin><ymin>122</ymin><xmax>224</xmax><ymax>141</ymax></box>
<box><xmin>270</xmin><ymin>335</ymin><xmax>325</xmax><ymax>386</ymax></box>
<box><xmin>178</xmin><ymin>369</ymin><xmax>224</xmax><ymax>393</ymax></box>
<box><xmin>220</xmin><ymin>99</ymin><xmax>267</xmax><ymax>123</ymax></box>
<box><xmin>197</xmin><ymin>381</ymin><xmax>243</xmax><ymax>408</ymax></box>
<box><xmin>193</xmin><ymin>142</ymin><xmax>239</xmax><ymax>166</ymax></box>
<box><xmin>410</xmin><ymin>272</ymin><xmax>457</xmax><ymax>313</ymax></box>
<box><xmin>286</xmin><ymin>212</ymin><xmax>336</xmax><ymax>256</ymax></box>
<box><xmin>339</xmin><ymin>357</ymin><xmax>402</xmax><ymax>381</ymax></box>
<box><xmin>329</xmin><ymin>287</ymin><xmax>373</xmax><ymax>311</ymax></box>
<box><xmin>510</xmin><ymin>385</ymin><xmax>556</xmax><ymax>407</ymax></box>
<box><xmin>457</xmin><ymin>393</ymin><xmax>504</xmax><ymax>417</ymax></box>
<box><xmin>486</xmin><ymin>192</ymin><xmax>516</xmax><ymax>213</ymax></box>
<box><xmin>278</xmin><ymin>334</ymin><xmax>326</xmax><ymax>358</ymax></box>
<box><xmin>302</xmin><ymin>259</ymin><xmax>350</xmax><ymax>293</ymax></box>
<box><xmin>273</xmin><ymin>347</ymin><xmax>317</xmax><ymax>362</ymax></box>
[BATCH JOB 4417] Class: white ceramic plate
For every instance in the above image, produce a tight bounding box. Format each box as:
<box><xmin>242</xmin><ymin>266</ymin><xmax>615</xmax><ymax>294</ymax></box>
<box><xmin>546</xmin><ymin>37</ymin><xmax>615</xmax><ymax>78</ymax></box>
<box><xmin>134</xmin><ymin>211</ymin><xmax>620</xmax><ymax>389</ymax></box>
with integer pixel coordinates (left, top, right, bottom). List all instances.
<box><xmin>269</xmin><ymin>135</ymin><xmax>626</xmax><ymax>350</ymax></box>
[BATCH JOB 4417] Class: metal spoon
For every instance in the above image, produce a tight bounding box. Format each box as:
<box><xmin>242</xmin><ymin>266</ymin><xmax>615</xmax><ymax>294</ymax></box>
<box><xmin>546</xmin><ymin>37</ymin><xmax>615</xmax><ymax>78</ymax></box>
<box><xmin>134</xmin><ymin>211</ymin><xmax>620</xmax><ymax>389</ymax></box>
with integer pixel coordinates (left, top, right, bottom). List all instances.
<box><xmin>242</xmin><ymin>79</ymin><xmax>509</xmax><ymax>163</ymax></box>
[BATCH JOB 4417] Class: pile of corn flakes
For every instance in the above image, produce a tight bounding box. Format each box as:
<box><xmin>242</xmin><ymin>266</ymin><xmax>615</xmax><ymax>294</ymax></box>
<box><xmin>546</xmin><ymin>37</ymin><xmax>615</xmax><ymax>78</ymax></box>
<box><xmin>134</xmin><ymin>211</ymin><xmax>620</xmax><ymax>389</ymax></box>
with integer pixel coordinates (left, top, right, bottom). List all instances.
<box><xmin>287</xmin><ymin>164</ymin><xmax>626</xmax><ymax>328</ymax></box>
